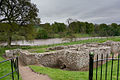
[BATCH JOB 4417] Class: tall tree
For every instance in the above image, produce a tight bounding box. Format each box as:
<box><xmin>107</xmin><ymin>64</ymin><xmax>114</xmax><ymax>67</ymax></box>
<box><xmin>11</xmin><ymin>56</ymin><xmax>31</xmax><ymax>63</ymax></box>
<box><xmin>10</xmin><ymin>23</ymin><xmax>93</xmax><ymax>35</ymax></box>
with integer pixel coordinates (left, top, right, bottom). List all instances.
<box><xmin>0</xmin><ymin>0</ymin><xmax>40</xmax><ymax>46</ymax></box>
<box><xmin>110</xmin><ymin>23</ymin><xmax>119</xmax><ymax>36</ymax></box>
<box><xmin>52</xmin><ymin>22</ymin><xmax>66</xmax><ymax>33</ymax></box>
<box><xmin>66</xmin><ymin>18</ymin><xmax>74</xmax><ymax>25</ymax></box>
<box><xmin>98</xmin><ymin>24</ymin><xmax>109</xmax><ymax>36</ymax></box>
<box><xmin>86</xmin><ymin>22</ymin><xmax>94</xmax><ymax>34</ymax></box>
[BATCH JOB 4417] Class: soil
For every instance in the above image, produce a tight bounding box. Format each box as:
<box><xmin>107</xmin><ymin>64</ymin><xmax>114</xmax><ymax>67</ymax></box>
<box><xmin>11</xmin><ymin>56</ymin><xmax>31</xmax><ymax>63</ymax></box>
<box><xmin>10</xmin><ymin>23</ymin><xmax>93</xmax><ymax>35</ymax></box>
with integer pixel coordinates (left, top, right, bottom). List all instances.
<box><xmin>19</xmin><ymin>62</ymin><xmax>51</xmax><ymax>80</ymax></box>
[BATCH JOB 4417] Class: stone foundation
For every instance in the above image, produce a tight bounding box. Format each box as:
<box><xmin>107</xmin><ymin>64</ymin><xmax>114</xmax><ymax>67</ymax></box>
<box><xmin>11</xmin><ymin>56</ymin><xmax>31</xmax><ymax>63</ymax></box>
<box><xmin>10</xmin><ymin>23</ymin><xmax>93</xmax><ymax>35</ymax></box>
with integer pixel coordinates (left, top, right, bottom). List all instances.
<box><xmin>35</xmin><ymin>46</ymin><xmax>111</xmax><ymax>70</ymax></box>
<box><xmin>5</xmin><ymin>41</ymin><xmax>120</xmax><ymax>70</ymax></box>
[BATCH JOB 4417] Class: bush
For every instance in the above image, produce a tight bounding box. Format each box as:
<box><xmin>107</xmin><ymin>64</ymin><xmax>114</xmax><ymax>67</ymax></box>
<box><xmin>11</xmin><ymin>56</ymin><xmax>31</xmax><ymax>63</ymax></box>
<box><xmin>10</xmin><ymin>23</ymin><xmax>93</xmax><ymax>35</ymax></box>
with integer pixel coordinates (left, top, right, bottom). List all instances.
<box><xmin>36</xmin><ymin>29</ymin><xmax>49</xmax><ymax>39</ymax></box>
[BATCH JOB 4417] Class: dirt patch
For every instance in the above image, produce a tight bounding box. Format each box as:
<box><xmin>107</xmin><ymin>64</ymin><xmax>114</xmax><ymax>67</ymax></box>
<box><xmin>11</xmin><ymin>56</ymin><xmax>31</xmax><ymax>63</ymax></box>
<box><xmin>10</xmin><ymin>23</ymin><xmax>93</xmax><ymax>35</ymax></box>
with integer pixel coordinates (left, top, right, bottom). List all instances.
<box><xmin>19</xmin><ymin>60</ymin><xmax>51</xmax><ymax>80</ymax></box>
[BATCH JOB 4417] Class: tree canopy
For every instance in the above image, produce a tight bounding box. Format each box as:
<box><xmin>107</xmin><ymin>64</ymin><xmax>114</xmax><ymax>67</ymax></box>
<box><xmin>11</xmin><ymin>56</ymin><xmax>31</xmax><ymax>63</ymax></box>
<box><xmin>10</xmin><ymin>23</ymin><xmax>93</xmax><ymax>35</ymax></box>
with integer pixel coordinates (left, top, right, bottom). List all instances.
<box><xmin>0</xmin><ymin>0</ymin><xmax>40</xmax><ymax>46</ymax></box>
<box><xmin>35</xmin><ymin>20</ymin><xmax>120</xmax><ymax>39</ymax></box>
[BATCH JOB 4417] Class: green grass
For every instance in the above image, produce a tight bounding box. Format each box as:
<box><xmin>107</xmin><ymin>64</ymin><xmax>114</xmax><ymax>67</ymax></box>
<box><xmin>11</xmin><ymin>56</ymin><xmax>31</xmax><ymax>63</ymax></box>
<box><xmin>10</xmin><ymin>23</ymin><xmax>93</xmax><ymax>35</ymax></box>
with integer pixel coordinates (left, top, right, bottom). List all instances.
<box><xmin>94</xmin><ymin>60</ymin><xmax>119</xmax><ymax>80</ymax></box>
<box><xmin>27</xmin><ymin>48</ymin><xmax>46</xmax><ymax>53</ymax></box>
<box><xmin>30</xmin><ymin>60</ymin><xmax>120</xmax><ymax>80</ymax></box>
<box><xmin>74</xmin><ymin>33</ymin><xmax>93</xmax><ymax>38</ymax></box>
<box><xmin>0</xmin><ymin>57</ymin><xmax>12</xmax><ymax>80</ymax></box>
<box><xmin>53</xmin><ymin>34</ymin><xmax>61</xmax><ymax>38</ymax></box>
<box><xmin>0</xmin><ymin>57</ymin><xmax>22</xmax><ymax>80</ymax></box>
<box><xmin>0</xmin><ymin>47</ymin><xmax>22</xmax><ymax>80</ymax></box>
<box><xmin>30</xmin><ymin>65</ymin><xmax>88</xmax><ymax>80</ymax></box>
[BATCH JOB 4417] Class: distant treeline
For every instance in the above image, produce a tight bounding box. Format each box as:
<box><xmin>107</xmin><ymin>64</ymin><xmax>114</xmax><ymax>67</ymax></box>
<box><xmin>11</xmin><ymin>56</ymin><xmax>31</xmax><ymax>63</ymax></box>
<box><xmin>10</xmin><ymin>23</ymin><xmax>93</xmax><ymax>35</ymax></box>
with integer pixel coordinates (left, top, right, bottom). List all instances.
<box><xmin>35</xmin><ymin>21</ymin><xmax>120</xmax><ymax>39</ymax></box>
<box><xmin>0</xmin><ymin>21</ymin><xmax>120</xmax><ymax>42</ymax></box>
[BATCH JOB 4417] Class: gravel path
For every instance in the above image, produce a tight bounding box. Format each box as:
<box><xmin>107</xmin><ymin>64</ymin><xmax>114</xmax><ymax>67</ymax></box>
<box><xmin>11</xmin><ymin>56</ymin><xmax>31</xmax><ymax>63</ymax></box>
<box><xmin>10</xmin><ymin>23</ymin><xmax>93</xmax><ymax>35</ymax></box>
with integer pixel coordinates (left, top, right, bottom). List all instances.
<box><xmin>19</xmin><ymin>65</ymin><xmax>51</xmax><ymax>80</ymax></box>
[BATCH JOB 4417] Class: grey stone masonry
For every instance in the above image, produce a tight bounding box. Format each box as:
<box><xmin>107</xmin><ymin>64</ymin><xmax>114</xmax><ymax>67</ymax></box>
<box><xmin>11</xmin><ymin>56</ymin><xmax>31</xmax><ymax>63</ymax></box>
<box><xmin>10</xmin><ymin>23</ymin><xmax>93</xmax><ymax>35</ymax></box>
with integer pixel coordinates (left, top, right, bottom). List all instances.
<box><xmin>5</xmin><ymin>41</ymin><xmax>120</xmax><ymax>70</ymax></box>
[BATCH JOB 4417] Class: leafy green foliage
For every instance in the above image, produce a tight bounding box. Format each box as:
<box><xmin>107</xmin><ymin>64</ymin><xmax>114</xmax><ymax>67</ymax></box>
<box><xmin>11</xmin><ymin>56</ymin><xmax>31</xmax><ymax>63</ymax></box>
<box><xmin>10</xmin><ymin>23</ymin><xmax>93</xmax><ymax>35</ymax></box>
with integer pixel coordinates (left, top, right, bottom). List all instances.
<box><xmin>0</xmin><ymin>0</ymin><xmax>40</xmax><ymax>46</ymax></box>
<box><xmin>36</xmin><ymin>28</ymin><xmax>49</xmax><ymax>39</ymax></box>
<box><xmin>52</xmin><ymin>22</ymin><xmax>66</xmax><ymax>33</ymax></box>
<box><xmin>35</xmin><ymin>20</ymin><xmax>120</xmax><ymax>39</ymax></box>
<box><xmin>69</xmin><ymin>21</ymin><xmax>86</xmax><ymax>33</ymax></box>
<box><xmin>97</xmin><ymin>24</ymin><xmax>110</xmax><ymax>36</ymax></box>
<box><xmin>86</xmin><ymin>22</ymin><xmax>94</xmax><ymax>34</ymax></box>
<box><xmin>110</xmin><ymin>23</ymin><xmax>120</xmax><ymax>36</ymax></box>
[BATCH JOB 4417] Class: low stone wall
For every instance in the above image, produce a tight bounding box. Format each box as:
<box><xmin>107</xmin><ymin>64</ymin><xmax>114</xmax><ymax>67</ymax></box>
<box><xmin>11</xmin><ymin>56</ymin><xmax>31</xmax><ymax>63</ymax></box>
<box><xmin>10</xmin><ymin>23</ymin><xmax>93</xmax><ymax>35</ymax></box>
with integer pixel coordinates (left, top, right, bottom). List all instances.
<box><xmin>102</xmin><ymin>41</ymin><xmax>120</xmax><ymax>53</ymax></box>
<box><xmin>5</xmin><ymin>49</ymin><xmax>21</xmax><ymax>58</ymax></box>
<box><xmin>19</xmin><ymin>50</ymin><xmax>38</xmax><ymax>65</ymax></box>
<box><xmin>35</xmin><ymin>46</ymin><xmax>111</xmax><ymax>70</ymax></box>
<box><xmin>5</xmin><ymin>49</ymin><xmax>38</xmax><ymax>65</ymax></box>
<box><xmin>5</xmin><ymin>41</ymin><xmax>120</xmax><ymax>70</ymax></box>
<box><xmin>47</xmin><ymin>41</ymin><xmax>120</xmax><ymax>53</ymax></box>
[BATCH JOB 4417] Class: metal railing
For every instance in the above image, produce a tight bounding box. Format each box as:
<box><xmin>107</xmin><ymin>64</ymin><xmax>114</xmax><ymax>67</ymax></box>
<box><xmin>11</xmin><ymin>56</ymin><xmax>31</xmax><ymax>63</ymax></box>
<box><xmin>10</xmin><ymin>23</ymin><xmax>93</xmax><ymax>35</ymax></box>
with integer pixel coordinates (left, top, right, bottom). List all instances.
<box><xmin>89</xmin><ymin>53</ymin><xmax>120</xmax><ymax>80</ymax></box>
<box><xmin>0</xmin><ymin>57</ymin><xmax>19</xmax><ymax>80</ymax></box>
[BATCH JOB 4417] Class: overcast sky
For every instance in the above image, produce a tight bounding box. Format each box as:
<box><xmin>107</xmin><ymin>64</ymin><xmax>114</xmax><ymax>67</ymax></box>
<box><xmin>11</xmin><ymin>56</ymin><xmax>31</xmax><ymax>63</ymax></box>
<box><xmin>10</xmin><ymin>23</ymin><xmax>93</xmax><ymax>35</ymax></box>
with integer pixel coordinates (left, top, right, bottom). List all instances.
<box><xmin>31</xmin><ymin>0</ymin><xmax>120</xmax><ymax>24</ymax></box>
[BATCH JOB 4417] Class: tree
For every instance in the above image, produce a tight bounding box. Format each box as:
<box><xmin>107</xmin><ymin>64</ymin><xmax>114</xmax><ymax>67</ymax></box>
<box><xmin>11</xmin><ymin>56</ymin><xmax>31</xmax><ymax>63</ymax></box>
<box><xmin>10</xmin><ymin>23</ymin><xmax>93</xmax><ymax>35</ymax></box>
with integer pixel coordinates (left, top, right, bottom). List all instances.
<box><xmin>98</xmin><ymin>24</ymin><xmax>109</xmax><ymax>36</ymax></box>
<box><xmin>94</xmin><ymin>24</ymin><xmax>99</xmax><ymax>35</ymax></box>
<box><xmin>43</xmin><ymin>23</ymin><xmax>54</xmax><ymax>37</ymax></box>
<box><xmin>86</xmin><ymin>22</ymin><xmax>94</xmax><ymax>34</ymax></box>
<box><xmin>66</xmin><ymin>18</ymin><xmax>74</xmax><ymax>25</ymax></box>
<box><xmin>62</xmin><ymin>28</ymin><xmax>76</xmax><ymax>42</ymax></box>
<box><xmin>110</xmin><ymin>23</ymin><xmax>119</xmax><ymax>36</ymax></box>
<box><xmin>52</xmin><ymin>22</ymin><xmax>66</xmax><ymax>33</ymax></box>
<box><xmin>0</xmin><ymin>0</ymin><xmax>40</xmax><ymax>46</ymax></box>
<box><xmin>78</xmin><ymin>22</ymin><xmax>86</xmax><ymax>33</ymax></box>
<box><xmin>36</xmin><ymin>28</ymin><xmax>48</xmax><ymax>39</ymax></box>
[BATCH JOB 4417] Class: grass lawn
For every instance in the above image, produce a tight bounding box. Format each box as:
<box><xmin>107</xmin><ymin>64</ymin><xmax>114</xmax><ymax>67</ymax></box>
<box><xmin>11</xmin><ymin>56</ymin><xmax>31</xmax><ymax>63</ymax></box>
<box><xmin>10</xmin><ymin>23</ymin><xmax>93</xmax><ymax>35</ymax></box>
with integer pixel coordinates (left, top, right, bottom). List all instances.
<box><xmin>74</xmin><ymin>33</ymin><xmax>93</xmax><ymax>38</ymax></box>
<box><xmin>30</xmin><ymin>60</ymin><xmax>120</xmax><ymax>80</ymax></box>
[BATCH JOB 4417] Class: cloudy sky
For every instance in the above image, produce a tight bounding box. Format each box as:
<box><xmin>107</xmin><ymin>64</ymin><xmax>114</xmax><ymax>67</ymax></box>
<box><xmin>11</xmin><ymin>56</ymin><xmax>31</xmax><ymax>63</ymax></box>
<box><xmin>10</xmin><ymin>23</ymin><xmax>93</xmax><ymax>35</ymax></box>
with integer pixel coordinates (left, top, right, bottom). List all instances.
<box><xmin>31</xmin><ymin>0</ymin><xmax>120</xmax><ymax>24</ymax></box>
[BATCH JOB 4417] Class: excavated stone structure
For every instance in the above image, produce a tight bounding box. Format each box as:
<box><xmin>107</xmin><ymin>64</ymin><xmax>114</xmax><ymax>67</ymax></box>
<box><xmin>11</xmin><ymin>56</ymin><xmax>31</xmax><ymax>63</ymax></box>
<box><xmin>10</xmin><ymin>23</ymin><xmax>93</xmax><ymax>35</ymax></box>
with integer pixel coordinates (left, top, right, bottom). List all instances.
<box><xmin>5</xmin><ymin>41</ymin><xmax>120</xmax><ymax>70</ymax></box>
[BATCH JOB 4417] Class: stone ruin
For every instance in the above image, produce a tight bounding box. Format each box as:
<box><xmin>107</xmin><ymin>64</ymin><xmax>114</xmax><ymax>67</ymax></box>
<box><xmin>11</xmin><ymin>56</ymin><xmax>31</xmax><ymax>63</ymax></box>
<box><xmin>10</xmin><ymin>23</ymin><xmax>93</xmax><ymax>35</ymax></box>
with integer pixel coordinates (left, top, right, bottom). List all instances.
<box><xmin>5</xmin><ymin>41</ymin><xmax>120</xmax><ymax>70</ymax></box>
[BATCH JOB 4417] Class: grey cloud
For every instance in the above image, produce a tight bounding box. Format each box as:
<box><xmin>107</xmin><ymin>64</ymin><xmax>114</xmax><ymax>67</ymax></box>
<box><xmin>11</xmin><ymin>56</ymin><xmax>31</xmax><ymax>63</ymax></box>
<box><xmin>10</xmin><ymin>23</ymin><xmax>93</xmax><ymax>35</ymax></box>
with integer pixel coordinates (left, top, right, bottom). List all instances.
<box><xmin>31</xmin><ymin>0</ymin><xmax>120</xmax><ymax>24</ymax></box>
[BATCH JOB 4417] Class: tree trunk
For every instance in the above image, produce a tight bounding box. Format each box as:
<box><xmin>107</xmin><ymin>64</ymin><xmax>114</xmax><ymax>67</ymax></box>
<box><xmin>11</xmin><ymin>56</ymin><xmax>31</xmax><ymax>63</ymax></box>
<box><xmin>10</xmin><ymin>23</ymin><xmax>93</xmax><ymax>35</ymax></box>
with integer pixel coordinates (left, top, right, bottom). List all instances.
<box><xmin>8</xmin><ymin>36</ymin><xmax>12</xmax><ymax>47</ymax></box>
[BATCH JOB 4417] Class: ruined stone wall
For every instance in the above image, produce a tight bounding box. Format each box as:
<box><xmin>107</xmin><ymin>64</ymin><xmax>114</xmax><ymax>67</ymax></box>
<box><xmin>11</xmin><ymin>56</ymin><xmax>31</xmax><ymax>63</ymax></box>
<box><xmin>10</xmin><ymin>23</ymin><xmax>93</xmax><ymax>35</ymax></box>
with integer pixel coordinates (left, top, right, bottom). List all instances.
<box><xmin>19</xmin><ymin>50</ymin><xmax>38</xmax><ymax>65</ymax></box>
<box><xmin>35</xmin><ymin>46</ymin><xmax>111</xmax><ymax>70</ymax></box>
<box><xmin>5</xmin><ymin>41</ymin><xmax>120</xmax><ymax>70</ymax></box>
